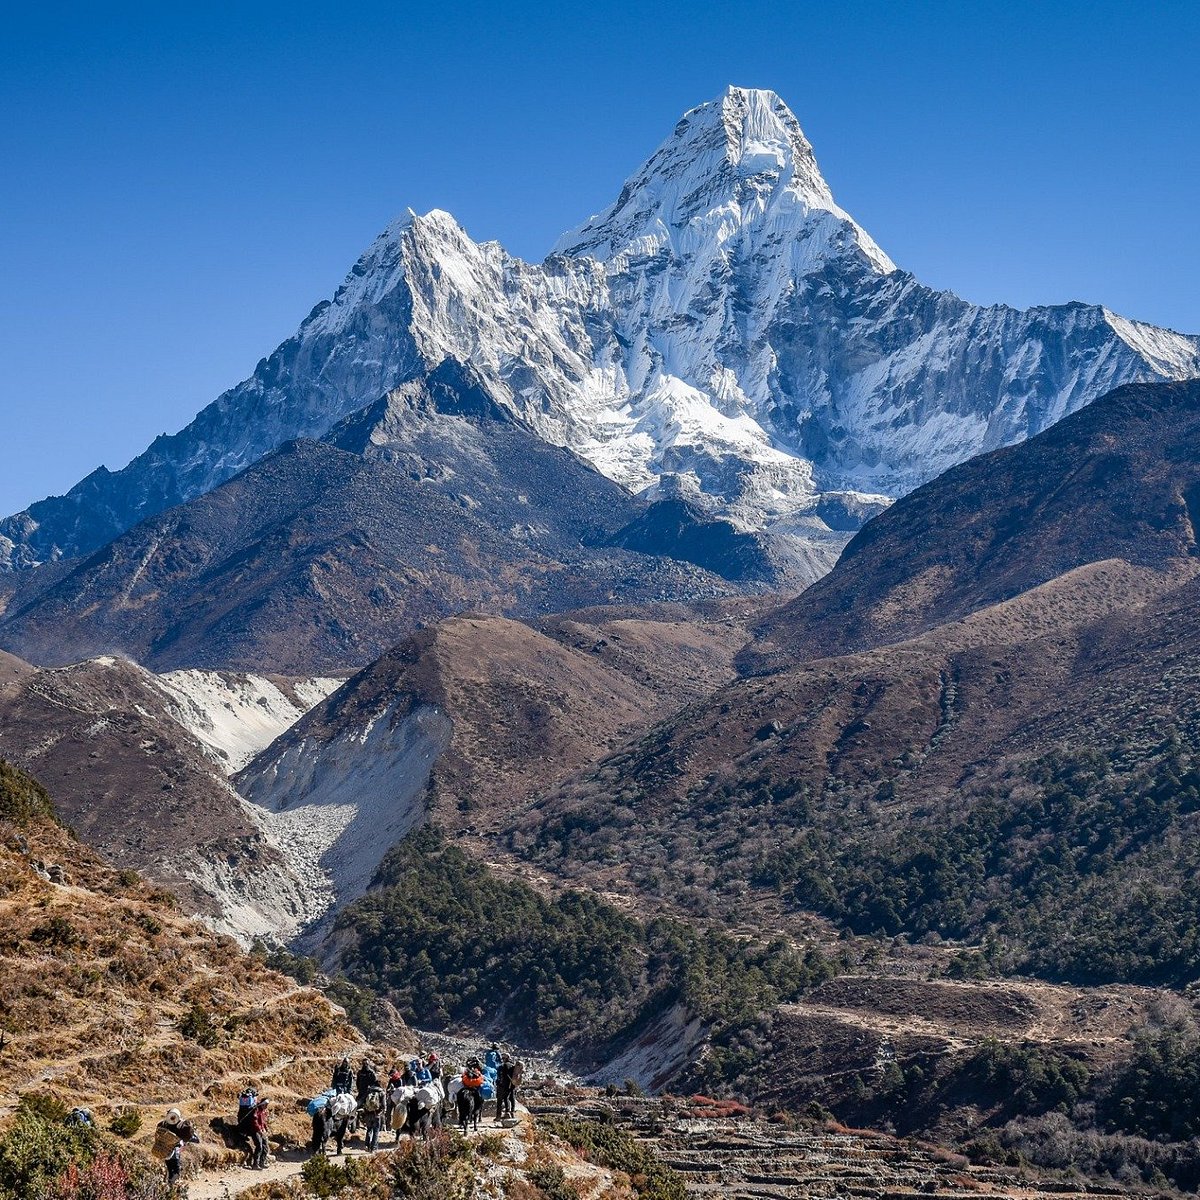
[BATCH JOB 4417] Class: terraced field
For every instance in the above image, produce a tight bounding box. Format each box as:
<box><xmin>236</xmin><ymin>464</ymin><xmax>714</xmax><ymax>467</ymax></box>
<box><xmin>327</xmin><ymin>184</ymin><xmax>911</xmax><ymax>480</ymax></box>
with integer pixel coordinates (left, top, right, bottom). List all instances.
<box><xmin>528</xmin><ymin>1088</ymin><xmax>1143</xmax><ymax>1200</ymax></box>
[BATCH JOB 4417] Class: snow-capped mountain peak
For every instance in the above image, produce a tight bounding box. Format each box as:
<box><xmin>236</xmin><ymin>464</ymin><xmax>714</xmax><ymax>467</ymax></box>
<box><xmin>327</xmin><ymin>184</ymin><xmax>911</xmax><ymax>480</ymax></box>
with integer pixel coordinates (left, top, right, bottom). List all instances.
<box><xmin>2</xmin><ymin>86</ymin><xmax>1198</xmax><ymax>580</ymax></box>
<box><xmin>554</xmin><ymin>85</ymin><xmax>894</xmax><ymax>274</ymax></box>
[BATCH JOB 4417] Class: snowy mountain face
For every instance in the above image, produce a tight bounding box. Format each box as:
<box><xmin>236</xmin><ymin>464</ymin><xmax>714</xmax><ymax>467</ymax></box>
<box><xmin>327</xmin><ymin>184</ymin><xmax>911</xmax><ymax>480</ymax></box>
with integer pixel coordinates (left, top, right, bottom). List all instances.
<box><xmin>3</xmin><ymin>85</ymin><xmax>1197</xmax><ymax>572</ymax></box>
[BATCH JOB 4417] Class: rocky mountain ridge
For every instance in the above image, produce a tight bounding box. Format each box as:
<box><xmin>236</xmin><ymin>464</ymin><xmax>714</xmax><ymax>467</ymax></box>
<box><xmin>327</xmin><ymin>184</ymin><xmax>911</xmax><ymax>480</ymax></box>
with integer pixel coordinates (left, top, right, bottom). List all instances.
<box><xmin>3</xmin><ymin>86</ymin><xmax>1197</xmax><ymax>577</ymax></box>
<box><xmin>0</xmin><ymin>361</ymin><xmax>746</xmax><ymax>673</ymax></box>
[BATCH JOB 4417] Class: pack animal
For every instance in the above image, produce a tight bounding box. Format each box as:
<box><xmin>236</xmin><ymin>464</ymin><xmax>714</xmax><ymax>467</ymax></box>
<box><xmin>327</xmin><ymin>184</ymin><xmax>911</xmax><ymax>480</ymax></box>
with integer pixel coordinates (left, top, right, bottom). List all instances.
<box><xmin>451</xmin><ymin>1076</ymin><xmax>485</xmax><ymax>1133</ymax></box>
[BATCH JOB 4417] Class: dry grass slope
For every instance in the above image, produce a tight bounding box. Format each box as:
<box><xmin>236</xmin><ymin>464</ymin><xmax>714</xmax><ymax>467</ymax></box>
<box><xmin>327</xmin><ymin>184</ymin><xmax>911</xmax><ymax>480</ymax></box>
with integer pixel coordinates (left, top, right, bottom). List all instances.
<box><xmin>0</xmin><ymin>759</ymin><xmax>412</xmax><ymax>1165</ymax></box>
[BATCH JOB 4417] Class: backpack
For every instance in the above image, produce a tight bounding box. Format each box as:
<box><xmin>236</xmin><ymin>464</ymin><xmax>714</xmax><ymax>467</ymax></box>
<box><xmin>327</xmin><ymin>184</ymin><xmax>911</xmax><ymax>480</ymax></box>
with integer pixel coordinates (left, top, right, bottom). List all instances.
<box><xmin>237</xmin><ymin>1089</ymin><xmax>258</xmax><ymax>1128</ymax></box>
<box><xmin>510</xmin><ymin>1060</ymin><xmax>524</xmax><ymax>1085</ymax></box>
<box><xmin>364</xmin><ymin>1086</ymin><xmax>384</xmax><ymax>1114</ymax></box>
<box><xmin>65</xmin><ymin>1108</ymin><xmax>94</xmax><ymax>1128</ymax></box>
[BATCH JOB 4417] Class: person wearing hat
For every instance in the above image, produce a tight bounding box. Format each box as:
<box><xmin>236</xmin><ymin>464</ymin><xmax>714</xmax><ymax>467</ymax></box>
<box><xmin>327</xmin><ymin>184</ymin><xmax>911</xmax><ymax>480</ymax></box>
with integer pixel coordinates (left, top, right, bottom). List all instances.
<box><xmin>156</xmin><ymin>1107</ymin><xmax>198</xmax><ymax>1187</ymax></box>
<box><xmin>249</xmin><ymin>1098</ymin><xmax>270</xmax><ymax>1170</ymax></box>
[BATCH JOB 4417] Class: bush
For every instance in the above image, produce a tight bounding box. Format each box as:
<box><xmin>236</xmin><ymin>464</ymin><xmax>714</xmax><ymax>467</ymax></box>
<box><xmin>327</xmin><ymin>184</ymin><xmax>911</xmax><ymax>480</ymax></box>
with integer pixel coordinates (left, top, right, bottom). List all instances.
<box><xmin>301</xmin><ymin>1152</ymin><xmax>365</xmax><ymax>1197</ymax></box>
<box><xmin>179</xmin><ymin>1002</ymin><xmax>221</xmax><ymax>1048</ymax></box>
<box><xmin>29</xmin><ymin>917</ymin><xmax>81</xmax><ymax>949</ymax></box>
<box><xmin>0</xmin><ymin>759</ymin><xmax>57</xmax><ymax>826</ymax></box>
<box><xmin>0</xmin><ymin>1104</ymin><xmax>97</xmax><ymax>1199</ymax></box>
<box><xmin>539</xmin><ymin>1117</ymin><xmax>686</xmax><ymax>1200</ymax></box>
<box><xmin>18</xmin><ymin>1094</ymin><xmax>70</xmax><ymax>1124</ymax></box>
<box><xmin>525</xmin><ymin>1164</ymin><xmax>581</xmax><ymax>1200</ymax></box>
<box><xmin>108</xmin><ymin>1108</ymin><xmax>142</xmax><ymax>1138</ymax></box>
<box><xmin>388</xmin><ymin>1134</ymin><xmax>477</xmax><ymax>1200</ymax></box>
<box><xmin>138</xmin><ymin>913</ymin><xmax>163</xmax><ymax>938</ymax></box>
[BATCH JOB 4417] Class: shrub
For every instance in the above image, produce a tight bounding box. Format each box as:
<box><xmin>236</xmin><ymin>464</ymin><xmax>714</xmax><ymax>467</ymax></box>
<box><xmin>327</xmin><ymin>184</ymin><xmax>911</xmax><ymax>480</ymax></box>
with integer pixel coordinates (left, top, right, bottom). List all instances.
<box><xmin>301</xmin><ymin>1153</ymin><xmax>363</xmax><ymax>1197</ymax></box>
<box><xmin>539</xmin><ymin>1117</ymin><xmax>685</xmax><ymax>1200</ymax></box>
<box><xmin>108</xmin><ymin>1108</ymin><xmax>142</xmax><ymax>1138</ymax></box>
<box><xmin>387</xmin><ymin>1134</ymin><xmax>477</xmax><ymax>1200</ymax></box>
<box><xmin>138</xmin><ymin>913</ymin><xmax>163</xmax><ymax>938</ymax></box>
<box><xmin>18</xmin><ymin>1093</ymin><xmax>70</xmax><ymax>1124</ymax></box>
<box><xmin>525</xmin><ymin>1164</ymin><xmax>581</xmax><ymax>1200</ymax></box>
<box><xmin>0</xmin><ymin>1104</ymin><xmax>97</xmax><ymax>1199</ymax></box>
<box><xmin>29</xmin><ymin>916</ymin><xmax>81</xmax><ymax>949</ymax></box>
<box><xmin>0</xmin><ymin>759</ymin><xmax>57</xmax><ymax>826</ymax></box>
<box><xmin>475</xmin><ymin>1132</ymin><xmax>505</xmax><ymax>1157</ymax></box>
<box><xmin>179</xmin><ymin>1002</ymin><xmax>221</xmax><ymax>1048</ymax></box>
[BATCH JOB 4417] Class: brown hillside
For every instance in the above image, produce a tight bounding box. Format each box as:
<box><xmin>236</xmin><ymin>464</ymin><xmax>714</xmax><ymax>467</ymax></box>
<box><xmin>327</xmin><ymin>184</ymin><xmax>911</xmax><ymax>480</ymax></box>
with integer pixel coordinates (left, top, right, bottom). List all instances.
<box><xmin>0</xmin><ymin>657</ymin><xmax>305</xmax><ymax>931</ymax></box>
<box><xmin>239</xmin><ymin>604</ymin><xmax>758</xmax><ymax>844</ymax></box>
<box><xmin>0</xmin><ymin>760</ymin><xmax>413</xmax><ymax>1159</ymax></box>
<box><xmin>747</xmin><ymin>379</ymin><xmax>1200</xmax><ymax>669</ymax></box>
<box><xmin>0</xmin><ymin>652</ymin><xmax>31</xmax><ymax>688</ymax></box>
<box><xmin>517</xmin><ymin>563</ymin><xmax>1200</xmax><ymax>921</ymax></box>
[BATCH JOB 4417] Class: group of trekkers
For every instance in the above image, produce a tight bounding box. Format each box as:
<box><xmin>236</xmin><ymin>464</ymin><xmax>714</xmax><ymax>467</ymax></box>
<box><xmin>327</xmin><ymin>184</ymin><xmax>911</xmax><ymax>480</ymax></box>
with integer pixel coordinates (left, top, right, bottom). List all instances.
<box><xmin>308</xmin><ymin>1043</ymin><xmax>525</xmax><ymax>1156</ymax></box>
<box><xmin>147</xmin><ymin>1043</ymin><xmax>524</xmax><ymax>1186</ymax></box>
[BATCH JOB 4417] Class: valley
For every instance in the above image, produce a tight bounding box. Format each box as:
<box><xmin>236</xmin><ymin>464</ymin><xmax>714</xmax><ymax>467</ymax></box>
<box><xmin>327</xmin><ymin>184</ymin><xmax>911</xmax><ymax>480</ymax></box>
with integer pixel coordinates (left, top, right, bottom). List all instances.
<box><xmin>1</xmin><ymin>80</ymin><xmax>1199</xmax><ymax>1200</ymax></box>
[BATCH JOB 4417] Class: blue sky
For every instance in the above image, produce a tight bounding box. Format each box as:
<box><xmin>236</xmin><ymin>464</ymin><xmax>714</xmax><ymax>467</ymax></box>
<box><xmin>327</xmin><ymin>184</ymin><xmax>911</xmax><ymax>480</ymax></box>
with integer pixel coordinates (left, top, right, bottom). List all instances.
<box><xmin>2</xmin><ymin>0</ymin><xmax>1197</xmax><ymax>514</ymax></box>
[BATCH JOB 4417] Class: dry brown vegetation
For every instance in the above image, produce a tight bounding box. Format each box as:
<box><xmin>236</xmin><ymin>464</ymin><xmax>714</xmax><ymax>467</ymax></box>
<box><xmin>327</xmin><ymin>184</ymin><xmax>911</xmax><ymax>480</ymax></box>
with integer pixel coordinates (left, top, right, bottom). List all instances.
<box><xmin>0</xmin><ymin>791</ymin><xmax>412</xmax><ymax>1162</ymax></box>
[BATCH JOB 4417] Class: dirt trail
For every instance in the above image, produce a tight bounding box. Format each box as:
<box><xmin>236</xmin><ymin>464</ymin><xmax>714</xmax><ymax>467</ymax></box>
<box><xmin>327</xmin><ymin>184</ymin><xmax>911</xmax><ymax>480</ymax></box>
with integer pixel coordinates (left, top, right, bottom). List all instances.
<box><xmin>185</xmin><ymin>1108</ymin><xmax>529</xmax><ymax>1199</ymax></box>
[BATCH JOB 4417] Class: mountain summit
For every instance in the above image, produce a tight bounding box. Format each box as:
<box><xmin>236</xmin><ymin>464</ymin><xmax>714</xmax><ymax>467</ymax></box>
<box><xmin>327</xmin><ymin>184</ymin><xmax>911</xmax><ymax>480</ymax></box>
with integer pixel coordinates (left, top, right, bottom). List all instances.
<box><xmin>2</xmin><ymin>87</ymin><xmax>1197</xmax><ymax>579</ymax></box>
<box><xmin>555</xmin><ymin>85</ymin><xmax>892</xmax><ymax>272</ymax></box>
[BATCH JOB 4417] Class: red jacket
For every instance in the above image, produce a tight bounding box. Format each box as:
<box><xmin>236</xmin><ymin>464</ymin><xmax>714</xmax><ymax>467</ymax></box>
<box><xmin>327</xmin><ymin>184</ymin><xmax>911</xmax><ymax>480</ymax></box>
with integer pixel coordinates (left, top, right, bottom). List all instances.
<box><xmin>251</xmin><ymin>1106</ymin><xmax>269</xmax><ymax>1133</ymax></box>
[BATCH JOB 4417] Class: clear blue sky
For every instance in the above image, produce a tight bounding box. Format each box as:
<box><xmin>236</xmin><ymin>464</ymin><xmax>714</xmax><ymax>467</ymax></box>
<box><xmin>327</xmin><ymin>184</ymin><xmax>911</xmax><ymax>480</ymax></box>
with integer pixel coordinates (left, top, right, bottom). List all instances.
<box><xmin>2</xmin><ymin>0</ymin><xmax>1197</xmax><ymax>515</ymax></box>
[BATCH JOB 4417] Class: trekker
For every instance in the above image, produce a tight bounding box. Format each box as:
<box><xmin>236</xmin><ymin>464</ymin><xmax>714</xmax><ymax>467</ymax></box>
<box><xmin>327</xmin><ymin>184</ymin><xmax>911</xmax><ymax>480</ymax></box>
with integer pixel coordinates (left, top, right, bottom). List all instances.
<box><xmin>356</xmin><ymin>1058</ymin><xmax>379</xmax><ymax>1106</ymax></box>
<box><xmin>155</xmin><ymin>1108</ymin><xmax>198</xmax><ymax>1187</ymax></box>
<box><xmin>506</xmin><ymin>1056</ymin><xmax>524</xmax><ymax>1119</ymax></box>
<box><xmin>494</xmin><ymin>1054</ymin><xmax>512</xmax><ymax>1123</ymax></box>
<box><xmin>332</xmin><ymin>1055</ymin><xmax>353</xmax><ymax>1095</ymax></box>
<box><xmin>236</xmin><ymin>1087</ymin><xmax>258</xmax><ymax>1133</ymax></box>
<box><xmin>485</xmin><ymin>1043</ymin><xmax>502</xmax><ymax>1072</ymax></box>
<box><xmin>249</xmin><ymin>1099</ymin><xmax>270</xmax><ymax>1170</ymax></box>
<box><xmin>362</xmin><ymin>1082</ymin><xmax>385</xmax><ymax>1152</ymax></box>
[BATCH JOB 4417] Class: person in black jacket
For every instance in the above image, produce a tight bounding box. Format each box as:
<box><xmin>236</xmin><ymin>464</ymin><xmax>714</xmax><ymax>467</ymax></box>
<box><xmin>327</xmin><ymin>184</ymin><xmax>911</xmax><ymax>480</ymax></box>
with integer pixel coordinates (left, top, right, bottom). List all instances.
<box><xmin>356</xmin><ymin>1058</ymin><xmax>380</xmax><ymax>1107</ymax></box>
<box><xmin>331</xmin><ymin>1055</ymin><xmax>353</xmax><ymax>1094</ymax></box>
<box><xmin>494</xmin><ymin>1055</ymin><xmax>511</xmax><ymax>1123</ymax></box>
